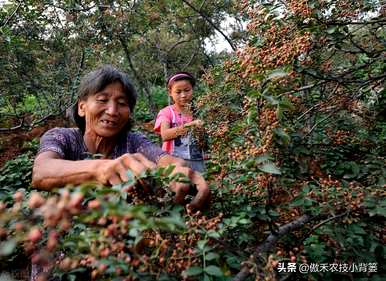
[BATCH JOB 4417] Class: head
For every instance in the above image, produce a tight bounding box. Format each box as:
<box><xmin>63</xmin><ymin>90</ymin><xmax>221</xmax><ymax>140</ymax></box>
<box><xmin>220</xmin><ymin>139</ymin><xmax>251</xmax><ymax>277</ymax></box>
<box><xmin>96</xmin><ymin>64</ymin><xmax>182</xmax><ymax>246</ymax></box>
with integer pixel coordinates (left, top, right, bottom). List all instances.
<box><xmin>166</xmin><ymin>72</ymin><xmax>196</xmax><ymax>108</ymax></box>
<box><xmin>72</xmin><ymin>65</ymin><xmax>137</xmax><ymax>136</ymax></box>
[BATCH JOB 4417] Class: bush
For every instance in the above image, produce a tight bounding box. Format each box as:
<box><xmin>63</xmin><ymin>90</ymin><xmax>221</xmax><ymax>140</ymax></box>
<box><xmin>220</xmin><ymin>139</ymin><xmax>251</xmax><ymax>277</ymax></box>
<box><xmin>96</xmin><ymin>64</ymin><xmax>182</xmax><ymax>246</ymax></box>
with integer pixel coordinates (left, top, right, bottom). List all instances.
<box><xmin>0</xmin><ymin>153</ymin><xmax>33</xmax><ymax>203</ymax></box>
<box><xmin>194</xmin><ymin>0</ymin><xmax>386</xmax><ymax>280</ymax></box>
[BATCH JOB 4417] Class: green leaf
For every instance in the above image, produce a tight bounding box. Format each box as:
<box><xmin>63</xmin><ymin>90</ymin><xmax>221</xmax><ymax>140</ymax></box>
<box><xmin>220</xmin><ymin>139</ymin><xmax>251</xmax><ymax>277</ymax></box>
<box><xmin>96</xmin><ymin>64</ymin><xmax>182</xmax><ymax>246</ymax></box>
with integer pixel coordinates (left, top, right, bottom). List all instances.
<box><xmin>125</xmin><ymin>170</ymin><xmax>136</xmax><ymax>185</ymax></box>
<box><xmin>279</xmin><ymin>98</ymin><xmax>295</xmax><ymax>111</ymax></box>
<box><xmin>290</xmin><ymin>197</ymin><xmax>304</xmax><ymax>207</ymax></box>
<box><xmin>273</xmin><ymin>128</ymin><xmax>290</xmax><ymax>145</ymax></box>
<box><xmin>263</xmin><ymin>95</ymin><xmax>279</xmax><ymax>105</ymax></box>
<box><xmin>374</xmin><ymin>206</ymin><xmax>386</xmax><ymax>217</ymax></box>
<box><xmin>0</xmin><ymin>239</ymin><xmax>17</xmax><ymax>256</ymax></box>
<box><xmin>163</xmin><ymin>164</ymin><xmax>176</xmax><ymax>176</ymax></box>
<box><xmin>183</xmin><ymin>266</ymin><xmax>203</xmax><ymax>277</ymax></box>
<box><xmin>238</xmin><ymin>218</ymin><xmax>251</xmax><ymax>224</ymax></box>
<box><xmin>350</xmin><ymin>224</ymin><xmax>366</xmax><ymax>235</ymax></box>
<box><xmin>204</xmin><ymin>265</ymin><xmax>223</xmax><ymax>276</ymax></box>
<box><xmin>205</xmin><ymin>252</ymin><xmax>220</xmax><ymax>261</ymax></box>
<box><xmin>255</xmin><ymin>154</ymin><xmax>272</xmax><ymax>164</ymax></box>
<box><xmin>226</xmin><ymin>256</ymin><xmax>241</xmax><ymax>270</ymax></box>
<box><xmin>197</xmin><ymin>240</ymin><xmax>207</xmax><ymax>251</ymax></box>
<box><xmin>207</xmin><ymin>230</ymin><xmax>221</xmax><ymax>239</ymax></box>
<box><xmin>267</xmin><ymin>69</ymin><xmax>289</xmax><ymax>80</ymax></box>
<box><xmin>258</xmin><ymin>162</ymin><xmax>281</xmax><ymax>175</ymax></box>
<box><xmin>247</xmin><ymin>109</ymin><xmax>257</xmax><ymax>125</ymax></box>
<box><xmin>327</xmin><ymin>26</ymin><xmax>337</xmax><ymax>34</ymax></box>
<box><xmin>203</xmin><ymin>273</ymin><xmax>211</xmax><ymax>281</ymax></box>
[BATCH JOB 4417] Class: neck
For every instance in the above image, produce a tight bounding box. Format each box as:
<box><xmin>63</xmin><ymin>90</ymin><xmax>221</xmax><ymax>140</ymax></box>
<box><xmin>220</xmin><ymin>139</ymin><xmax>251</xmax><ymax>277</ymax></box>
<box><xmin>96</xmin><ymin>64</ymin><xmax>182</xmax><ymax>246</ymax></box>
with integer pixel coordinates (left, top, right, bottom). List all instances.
<box><xmin>173</xmin><ymin>104</ymin><xmax>192</xmax><ymax>115</ymax></box>
<box><xmin>83</xmin><ymin>130</ymin><xmax>117</xmax><ymax>157</ymax></box>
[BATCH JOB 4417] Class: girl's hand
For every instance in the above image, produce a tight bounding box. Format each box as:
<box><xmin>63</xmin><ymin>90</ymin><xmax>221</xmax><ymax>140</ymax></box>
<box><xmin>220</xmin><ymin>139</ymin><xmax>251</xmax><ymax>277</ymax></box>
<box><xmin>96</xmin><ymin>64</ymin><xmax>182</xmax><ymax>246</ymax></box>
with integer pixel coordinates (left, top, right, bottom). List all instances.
<box><xmin>185</xmin><ymin>119</ymin><xmax>204</xmax><ymax>128</ymax></box>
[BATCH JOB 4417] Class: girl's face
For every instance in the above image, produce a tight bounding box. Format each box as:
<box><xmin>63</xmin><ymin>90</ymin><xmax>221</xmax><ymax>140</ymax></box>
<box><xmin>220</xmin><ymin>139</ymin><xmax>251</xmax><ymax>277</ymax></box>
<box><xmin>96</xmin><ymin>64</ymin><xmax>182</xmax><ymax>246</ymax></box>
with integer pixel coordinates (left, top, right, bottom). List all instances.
<box><xmin>78</xmin><ymin>82</ymin><xmax>130</xmax><ymax>137</ymax></box>
<box><xmin>168</xmin><ymin>80</ymin><xmax>193</xmax><ymax>108</ymax></box>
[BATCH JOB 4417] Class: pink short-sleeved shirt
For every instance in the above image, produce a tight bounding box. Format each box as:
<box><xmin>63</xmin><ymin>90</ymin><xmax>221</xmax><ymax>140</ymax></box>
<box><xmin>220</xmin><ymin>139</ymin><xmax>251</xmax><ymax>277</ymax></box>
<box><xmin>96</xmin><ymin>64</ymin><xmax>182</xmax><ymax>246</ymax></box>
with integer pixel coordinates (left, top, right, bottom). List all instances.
<box><xmin>155</xmin><ymin>105</ymin><xmax>203</xmax><ymax>161</ymax></box>
<box><xmin>154</xmin><ymin>105</ymin><xmax>193</xmax><ymax>155</ymax></box>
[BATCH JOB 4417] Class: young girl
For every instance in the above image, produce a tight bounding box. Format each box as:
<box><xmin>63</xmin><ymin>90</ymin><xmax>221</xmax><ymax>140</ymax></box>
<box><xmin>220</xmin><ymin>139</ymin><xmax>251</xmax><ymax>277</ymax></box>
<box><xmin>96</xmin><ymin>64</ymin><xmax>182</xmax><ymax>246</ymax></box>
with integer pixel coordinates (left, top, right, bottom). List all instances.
<box><xmin>154</xmin><ymin>71</ymin><xmax>205</xmax><ymax>172</ymax></box>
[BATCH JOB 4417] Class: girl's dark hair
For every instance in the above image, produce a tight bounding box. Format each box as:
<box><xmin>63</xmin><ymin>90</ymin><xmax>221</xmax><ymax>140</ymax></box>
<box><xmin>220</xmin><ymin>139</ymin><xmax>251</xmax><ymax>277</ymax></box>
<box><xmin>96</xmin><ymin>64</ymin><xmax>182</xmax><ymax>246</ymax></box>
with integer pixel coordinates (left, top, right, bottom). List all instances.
<box><xmin>71</xmin><ymin>65</ymin><xmax>137</xmax><ymax>133</ymax></box>
<box><xmin>166</xmin><ymin>71</ymin><xmax>196</xmax><ymax>88</ymax></box>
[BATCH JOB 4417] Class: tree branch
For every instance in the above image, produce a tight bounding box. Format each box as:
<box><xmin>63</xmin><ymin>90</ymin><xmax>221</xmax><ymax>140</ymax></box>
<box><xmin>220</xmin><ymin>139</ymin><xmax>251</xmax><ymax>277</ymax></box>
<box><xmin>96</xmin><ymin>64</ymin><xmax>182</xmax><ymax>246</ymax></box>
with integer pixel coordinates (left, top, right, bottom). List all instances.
<box><xmin>296</xmin><ymin>82</ymin><xmax>339</xmax><ymax>121</ymax></box>
<box><xmin>232</xmin><ymin>214</ymin><xmax>313</xmax><ymax>281</ymax></box>
<box><xmin>308</xmin><ymin>211</ymin><xmax>349</xmax><ymax>234</ymax></box>
<box><xmin>69</xmin><ymin>49</ymin><xmax>85</xmax><ymax>103</ymax></box>
<box><xmin>167</xmin><ymin>39</ymin><xmax>192</xmax><ymax>53</ymax></box>
<box><xmin>180</xmin><ymin>0</ymin><xmax>236</xmax><ymax>51</ymax></box>
<box><xmin>0</xmin><ymin>120</ymin><xmax>24</xmax><ymax>133</ymax></box>
<box><xmin>118</xmin><ymin>35</ymin><xmax>156</xmax><ymax>114</ymax></box>
<box><xmin>0</xmin><ymin>1</ymin><xmax>21</xmax><ymax>28</ymax></box>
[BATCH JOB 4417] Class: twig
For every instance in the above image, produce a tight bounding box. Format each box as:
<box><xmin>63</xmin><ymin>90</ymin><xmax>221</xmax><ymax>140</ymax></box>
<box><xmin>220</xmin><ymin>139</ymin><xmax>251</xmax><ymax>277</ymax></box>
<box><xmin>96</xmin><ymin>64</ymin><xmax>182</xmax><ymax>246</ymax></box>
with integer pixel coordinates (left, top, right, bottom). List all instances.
<box><xmin>0</xmin><ymin>1</ymin><xmax>22</xmax><ymax>28</ymax></box>
<box><xmin>182</xmin><ymin>52</ymin><xmax>197</xmax><ymax>69</ymax></box>
<box><xmin>30</xmin><ymin>114</ymin><xmax>54</xmax><ymax>128</ymax></box>
<box><xmin>266</xmin><ymin>180</ymin><xmax>278</xmax><ymax>235</ymax></box>
<box><xmin>280</xmin><ymin>81</ymin><xmax>325</xmax><ymax>97</ymax></box>
<box><xmin>167</xmin><ymin>39</ymin><xmax>192</xmax><ymax>53</ymax></box>
<box><xmin>0</xmin><ymin>119</ymin><xmax>24</xmax><ymax>132</ymax></box>
<box><xmin>296</xmin><ymin>82</ymin><xmax>339</xmax><ymax>121</ymax></box>
<box><xmin>50</xmin><ymin>3</ymin><xmax>96</xmax><ymax>13</ymax></box>
<box><xmin>305</xmin><ymin>113</ymin><xmax>334</xmax><ymax>136</ymax></box>
<box><xmin>309</xmin><ymin>211</ymin><xmax>348</xmax><ymax>233</ymax></box>
<box><xmin>180</xmin><ymin>0</ymin><xmax>236</xmax><ymax>51</ymax></box>
<box><xmin>256</xmin><ymin>214</ymin><xmax>312</xmax><ymax>254</ymax></box>
<box><xmin>69</xmin><ymin>49</ymin><xmax>85</xmax><ymax>102</ymax></box>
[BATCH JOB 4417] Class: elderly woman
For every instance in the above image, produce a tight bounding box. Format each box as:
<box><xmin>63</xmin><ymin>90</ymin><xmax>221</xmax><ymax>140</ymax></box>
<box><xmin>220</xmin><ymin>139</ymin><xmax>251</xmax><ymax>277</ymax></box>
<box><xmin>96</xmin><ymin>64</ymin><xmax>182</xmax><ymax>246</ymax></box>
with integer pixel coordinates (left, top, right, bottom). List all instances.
<box><xmin>32</xmin><ymin>65</ymin><xmax>210</xmax><ymax>209</ymax></box>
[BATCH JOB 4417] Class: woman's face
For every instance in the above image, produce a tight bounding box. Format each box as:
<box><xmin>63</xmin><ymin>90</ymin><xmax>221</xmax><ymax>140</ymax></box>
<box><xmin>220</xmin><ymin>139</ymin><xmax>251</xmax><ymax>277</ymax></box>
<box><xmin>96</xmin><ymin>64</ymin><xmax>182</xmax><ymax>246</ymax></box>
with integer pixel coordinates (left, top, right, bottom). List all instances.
<box><xmin>168</xmin><ymin>80</ymin><xmax>193</xmax><ymax>108</ymax></box>
<box><xmin>78</xmin><ymin>82</ymin><xmax>130</xmax><ymax>137</ymax></box>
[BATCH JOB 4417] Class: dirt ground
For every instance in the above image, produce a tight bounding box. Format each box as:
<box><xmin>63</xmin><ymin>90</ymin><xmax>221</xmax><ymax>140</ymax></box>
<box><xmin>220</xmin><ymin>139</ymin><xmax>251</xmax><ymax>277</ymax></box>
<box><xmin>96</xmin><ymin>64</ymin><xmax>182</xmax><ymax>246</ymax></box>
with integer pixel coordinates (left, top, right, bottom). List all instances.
<box><xmin>0</xmin><ymin>117</ymin><xmax>68</xmax><ymax>168</ymax></box>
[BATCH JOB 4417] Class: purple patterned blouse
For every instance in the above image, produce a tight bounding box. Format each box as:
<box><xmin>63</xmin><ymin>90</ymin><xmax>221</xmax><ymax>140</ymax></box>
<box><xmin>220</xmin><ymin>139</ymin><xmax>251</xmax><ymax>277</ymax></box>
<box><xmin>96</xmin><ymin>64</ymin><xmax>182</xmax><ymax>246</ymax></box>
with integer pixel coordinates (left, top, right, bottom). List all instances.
<box><xmin>38</xmin><ymin>127</ymin><xmax>166</xmax><ymax>162</ymax></box>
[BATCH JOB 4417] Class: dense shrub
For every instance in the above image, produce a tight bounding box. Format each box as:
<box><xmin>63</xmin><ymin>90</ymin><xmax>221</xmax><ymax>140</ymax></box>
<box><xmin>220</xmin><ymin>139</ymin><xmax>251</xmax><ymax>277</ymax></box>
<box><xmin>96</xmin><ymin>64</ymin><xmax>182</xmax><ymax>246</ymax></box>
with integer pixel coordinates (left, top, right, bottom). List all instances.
<box><xmin>194</xmin><ymin>0</ymin><xmax>386</xmax><ymax>280</ymax></box>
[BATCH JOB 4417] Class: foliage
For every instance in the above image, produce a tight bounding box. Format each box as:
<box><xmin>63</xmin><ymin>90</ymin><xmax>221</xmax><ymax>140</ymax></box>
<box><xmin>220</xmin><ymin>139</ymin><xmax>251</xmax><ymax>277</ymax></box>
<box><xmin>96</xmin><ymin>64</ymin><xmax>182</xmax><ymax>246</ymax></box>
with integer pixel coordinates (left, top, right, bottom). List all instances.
<box><xmin>0</xmin><ymin>166</ymin><xmax>194</xmax><ymax>279</ymax></box>
<box><xmin>135</xmin><ymin>86</ymin><xmax>169</xmax><ymax>122</ymax></box>
<box><xmin>195</xmin><ymin>0</ymin><xmax>386</xmax><ymax>280</ymax></box>
<box><xmin>0</xmin><ymin>0</ymin><xmax>240</xmax><ymax>128</ymax></box>
<box><xmin>0</xmin><ymin>153</ymin><xmax>33</xmax><ymax>203</ymax></box>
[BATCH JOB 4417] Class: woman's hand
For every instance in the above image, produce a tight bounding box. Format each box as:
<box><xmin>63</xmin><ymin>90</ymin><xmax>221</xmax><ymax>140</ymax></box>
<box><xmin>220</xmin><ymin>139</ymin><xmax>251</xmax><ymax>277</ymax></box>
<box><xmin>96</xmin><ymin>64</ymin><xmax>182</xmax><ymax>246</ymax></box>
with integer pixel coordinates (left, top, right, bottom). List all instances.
<box><xmin>95</xmin><ymin>153</ymin><xmax>156</xmax><ymax>186</ymax></box>
<box><xmin>168</xmin><ymin>165</ymin><xmax>210</xmax><ymax>210</ymax></box>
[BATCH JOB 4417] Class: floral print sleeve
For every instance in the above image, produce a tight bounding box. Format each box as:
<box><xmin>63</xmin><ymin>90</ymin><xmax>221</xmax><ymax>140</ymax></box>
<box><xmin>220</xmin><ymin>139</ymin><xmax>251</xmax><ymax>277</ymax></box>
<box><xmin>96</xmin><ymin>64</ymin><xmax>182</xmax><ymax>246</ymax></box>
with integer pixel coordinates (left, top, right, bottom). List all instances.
<box><xmin>37</xmin><ymin>128</ymin><xmax>86</xmax><ymax>160</ymax></box>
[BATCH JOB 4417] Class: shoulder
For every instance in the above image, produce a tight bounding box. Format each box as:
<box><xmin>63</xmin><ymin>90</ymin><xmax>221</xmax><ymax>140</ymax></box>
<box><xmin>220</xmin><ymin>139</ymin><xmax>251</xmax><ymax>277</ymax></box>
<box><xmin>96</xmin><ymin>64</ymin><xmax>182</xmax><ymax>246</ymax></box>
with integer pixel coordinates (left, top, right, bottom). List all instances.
<box><xmin>42</xmin><ymin>127</ymin><xmax>81</xmax><ymax>141</ymax></box>
<box><xmin>38</xmin><ymin>127</ymin><xmax>83</xmax><ymax>159</ymax></box>
<box><xmin>154</xmin><ymin>106</ymin><xmax>174</xmax><ymax>132</ymax></box>
<box><xmin>126</xmin><ymin>131</ymin><xmax>166</xmax><ymax>163</ymax></box>
<box><xmin>157</xmin><ymin>105</ymin><xmax>174</xmax><ymax>116</ymax></box>
<box><xmin>125</xmin><ymin>131</ymin><xmax>150</xmax><ymax>143</ymax></box>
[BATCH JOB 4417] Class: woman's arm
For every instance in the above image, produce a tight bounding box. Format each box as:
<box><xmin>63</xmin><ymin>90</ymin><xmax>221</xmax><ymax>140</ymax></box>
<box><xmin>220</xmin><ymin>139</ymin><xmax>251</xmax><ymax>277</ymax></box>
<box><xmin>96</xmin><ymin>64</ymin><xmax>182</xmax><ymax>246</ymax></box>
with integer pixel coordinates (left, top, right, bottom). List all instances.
<box><xmin>33</xmin><ymin>151</ymin><xmax>210</xmax><ymax>210</ymax></box>
<box><xmin>157</xmin><ymin>154</ymin><xmax>210</xmax><ymax>210</ymax></box>
<box><xmin>32</xmin><ymin>151</ymin><xmax>156</xmax><ymax>191</ymax></box>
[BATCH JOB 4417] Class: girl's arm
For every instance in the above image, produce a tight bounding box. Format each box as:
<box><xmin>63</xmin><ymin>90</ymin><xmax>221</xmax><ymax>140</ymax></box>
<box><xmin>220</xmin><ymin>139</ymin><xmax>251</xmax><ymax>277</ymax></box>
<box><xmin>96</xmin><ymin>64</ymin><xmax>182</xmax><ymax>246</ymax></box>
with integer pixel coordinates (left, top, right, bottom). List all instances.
<box><xmin>159</xmin><ymin>119</ymin><xmax>203</xmax><ymax>141</ymax></box>
<box><xmin>159</xmin><ymin>121</ymin><xmax>188</xmax><ymax>141</ymax></box>
<box><xmin>32</xmin><ymin>151</ymin><xmax>156</xmax><ymax>191</ymax></box>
